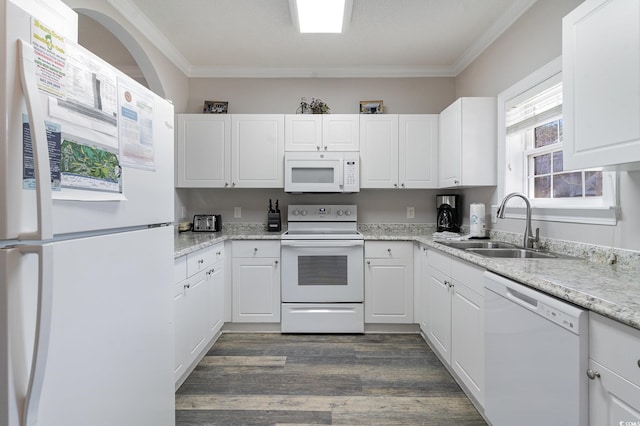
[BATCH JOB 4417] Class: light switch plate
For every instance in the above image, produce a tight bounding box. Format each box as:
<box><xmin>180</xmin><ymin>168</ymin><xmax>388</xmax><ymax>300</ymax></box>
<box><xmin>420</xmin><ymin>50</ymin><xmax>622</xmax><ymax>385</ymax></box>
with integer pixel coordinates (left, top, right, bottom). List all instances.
<box><xmin>234</xmin><ymin>207</ymin><xmax>242</xmax><ymax>218</ymax></box>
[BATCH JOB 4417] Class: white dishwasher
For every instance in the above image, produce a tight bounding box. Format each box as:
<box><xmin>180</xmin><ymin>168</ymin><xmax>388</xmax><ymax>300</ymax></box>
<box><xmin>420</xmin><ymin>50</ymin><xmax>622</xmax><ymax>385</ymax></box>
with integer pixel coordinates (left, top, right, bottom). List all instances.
<box><xmin>484</xmin><ymin>271</ymin><xmax>588</xmax><ymax>426</ymax></box>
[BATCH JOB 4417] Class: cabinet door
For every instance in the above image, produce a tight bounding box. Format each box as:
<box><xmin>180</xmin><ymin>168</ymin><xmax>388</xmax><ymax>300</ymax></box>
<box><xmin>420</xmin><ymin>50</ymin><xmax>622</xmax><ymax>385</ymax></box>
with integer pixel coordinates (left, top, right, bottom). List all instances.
<box><xmin>207</xmin><ymin>265</ymin><xmax>224</xmax><ymax>338</ymax></box>
<box><xmin>285</xmin><ymin>114</ymin><xmax>322</xmax><ymax>151</ymax></box>
<box><xmin>589</xmin><ymin>360</ymin><xmax>640</xmax><ymax>425</ymax></box>
<box><xmin>232</xmin><ymin>257</ymin><xmax>281</xmax><ymax>322</ymax></box>
<box><xmin>563</xmin><ymin>0</ymin><xmax>640</xmax><ymax>170</ymax></box>
<box><xmin>438</xmin><ymin>100</ymin><xmax>462</xmax><ymax>188</ymax></box>
<box><xmin>399</xmin><ymin>114</ymin><xmax>438</xmax><ymax>189</ymax></box>
<box><xmin>232</xmin><ymin>114</ymin><xmax>284</xmax><ymax>187</ymax></box>
<box><xmin>365</xmin><ymin>257</ymin><xmax>413</xmax><ymax>323</ymax></box>
<box><xmin>185</xmin><ymin>271</ymin><xmax>209</xmax><ymax>360</ymax></box>
<box><xmin>176</xmin><ymin>114</ymin><xmax>231</xmax><ymax>188</ymax></box>
<box><xmin>451</xmin><ymin>281</ymin><xmax>484</xmax><ymax>405</ymax></box>
<box><xmin>360</xmin><ymin>114</ymin><xmax>399</xmax><ymax>188</ymax></box>
<box><xmin>173</xmin><ymin>278</ymin><xmax>188</xmax><ymax>382</ymax></box>
<box><xmin>322</xmin><ymin>114</ymin><xmax>360</xmax><ymax>151</ymax></box>
<box><xmin>428</xmin><ymin>267</ymin><xmax>451</xmax><ymax>363</ymax></box>
<box><xmin>417</xmin><ymin>245</ymin><xmax>429</xmax><ymax>334</ymax></box>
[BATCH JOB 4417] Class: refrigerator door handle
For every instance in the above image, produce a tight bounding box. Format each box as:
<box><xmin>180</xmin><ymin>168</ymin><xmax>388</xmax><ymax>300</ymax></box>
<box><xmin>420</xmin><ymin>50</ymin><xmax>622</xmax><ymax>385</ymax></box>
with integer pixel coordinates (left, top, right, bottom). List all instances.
<box><xmin>18</xmin><ymin>244</ymin><xmax>54</xmax><ymax>426</ymax></box>
<box><xmin>18</xmin><ymin>39</ymin><xmax>53</xmax><ymax>241</ymax></box>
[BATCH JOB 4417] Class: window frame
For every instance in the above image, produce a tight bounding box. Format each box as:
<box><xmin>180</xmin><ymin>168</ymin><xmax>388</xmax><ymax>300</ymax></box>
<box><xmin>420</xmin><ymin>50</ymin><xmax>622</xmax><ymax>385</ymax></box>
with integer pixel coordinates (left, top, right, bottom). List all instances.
<box><xmin>497</xmin><ymin>57</ymin><xmax>618</xmax><ymax>226</ymax></box>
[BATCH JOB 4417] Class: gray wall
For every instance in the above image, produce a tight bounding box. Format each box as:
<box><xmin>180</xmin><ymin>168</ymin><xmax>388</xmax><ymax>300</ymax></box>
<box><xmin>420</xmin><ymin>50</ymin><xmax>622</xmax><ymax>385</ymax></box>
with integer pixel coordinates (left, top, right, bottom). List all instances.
<box><xmin>187</xmin><ymin>77</ymin><xmax>455</xmax><ymax>115</ymax></box>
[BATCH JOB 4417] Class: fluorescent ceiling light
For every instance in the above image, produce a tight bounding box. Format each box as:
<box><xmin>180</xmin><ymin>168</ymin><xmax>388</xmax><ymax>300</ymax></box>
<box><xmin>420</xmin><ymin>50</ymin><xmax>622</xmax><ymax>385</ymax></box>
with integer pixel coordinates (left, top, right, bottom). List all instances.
<box><xmin>291</xmin><ymin>0</ymin><xmax>352</xmax><ymax>33</ymax></box>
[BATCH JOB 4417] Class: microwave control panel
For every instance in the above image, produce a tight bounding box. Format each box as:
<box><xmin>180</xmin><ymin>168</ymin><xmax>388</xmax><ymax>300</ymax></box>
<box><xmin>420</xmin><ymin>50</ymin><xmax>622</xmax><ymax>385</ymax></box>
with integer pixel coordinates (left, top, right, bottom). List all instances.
<box><xmin>344</xmin><ymin>160</ymin><xmax>359</xmax><ymax>187</ymax></box>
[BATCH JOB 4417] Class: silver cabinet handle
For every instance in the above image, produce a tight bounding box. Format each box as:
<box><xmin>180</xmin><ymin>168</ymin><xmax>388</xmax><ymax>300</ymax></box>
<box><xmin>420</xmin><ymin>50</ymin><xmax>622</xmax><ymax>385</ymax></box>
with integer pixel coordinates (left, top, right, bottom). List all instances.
<box><xmin>586</xmin><ymin>369</ymin><xmax>601</xmax><ymax>380</ymax></box>
<box><xmin>254</xmin><ymin>247</ymin><xmax>258</xmax><ymax>252</ymax></box>
<box><xmin>637</xmin><ymin>359</ymin><xmax>640</xmax><ymax>368</ymax></box>
<box><xmin>394</xmin><ymin>183</ymin><xmax>398</xmax><ymax>188</ymax></box>
<box><xmin>224</xmin><ymin>182</ymin><xmax>229</xmax><ymax>187</ymax></box>
<box><xmin>367</xmin><ymin>260</ymin><xmax>371</xmax><ymax>265</ymax></box>
<box><xmin>198</xmin><ymin>259</ymin><xmax>204</xmax><ymax>264</ymax></box>
<box><xmin>324</xmin><ymin>146</ymin><xmax>327</xmax><ymax>151</ymax></box>
<box><xmin>387</xmin><ymin>248</ymin><xmax>391</xmax><ymax>253</ymax></box>
<box><xmin>316</xmin><ymin>146</ymin><xmax>320</xmax><ymax>151</ymax></box>
<box><xmin>184</xmin><ymin>284</ymin><xmax>190</xmax><ymax>289</ymax></box>
<box><xmin>216</xmin><ymin>251</ymin><xmax>221</xmax><ymax>256</ymax></box>
<box><xmin>401</xmin><ymin>183</ymin><xmax>405</xmax><ymax>188</ymax></box>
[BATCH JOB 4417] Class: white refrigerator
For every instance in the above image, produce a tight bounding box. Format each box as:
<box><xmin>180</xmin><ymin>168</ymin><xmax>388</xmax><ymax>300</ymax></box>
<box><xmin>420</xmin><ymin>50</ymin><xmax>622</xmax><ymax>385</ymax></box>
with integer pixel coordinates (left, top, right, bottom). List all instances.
<box><xmin>1</xmin><ymin>1</ymin><xmax>175</xmax><ymax>425</ymax></box>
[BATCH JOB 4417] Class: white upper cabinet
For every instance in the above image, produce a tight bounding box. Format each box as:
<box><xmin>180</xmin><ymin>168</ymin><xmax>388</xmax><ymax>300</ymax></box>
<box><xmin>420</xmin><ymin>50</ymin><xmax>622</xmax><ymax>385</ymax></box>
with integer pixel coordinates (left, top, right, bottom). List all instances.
<box><xmin>360</xmin><ymin>114</ymin><xmax>399</xmax><ymax>188</ymax></box>
<box><xmin>285</xmin><ymin>114</ymin><xmax>359</xmax><ymax>151</ymax></box>
<box><xmin>399</xmin><ymin>114</ymin><xmax>438</xmax><ymax>188</ymax></box>
<box><xmin>177</xmin><ymin>114</ymin><xmax>284</xmax><ymax>188</ymax></box>
<box><xmin>176</xmin><ymin>114</ymin><xmax>231</xmax><ymax>188</ymax></box>
<box><xmin>438</xmin><ymin>97</ymin><xmax>496</xmax><ymax>188</ymax></box>
<box><xmin>562</xmin><ymin>0</ymin><xmax>640</xmax><ymax>170</ymax></box>
<box><xmin>360</xmin><ymin>114</ymin><xmax>438</xmax><ymax>189</ymax></box>
<box><xmin>232</xmin><ymin>114</ymin><xmax>285</xmax><ymax>187</ymax></box>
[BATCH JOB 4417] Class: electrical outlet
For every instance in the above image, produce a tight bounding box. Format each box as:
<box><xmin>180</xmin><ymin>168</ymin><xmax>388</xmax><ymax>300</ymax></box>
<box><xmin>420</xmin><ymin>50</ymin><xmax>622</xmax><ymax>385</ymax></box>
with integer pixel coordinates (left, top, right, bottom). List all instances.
<box><xmin>234</xmin><ymin>207</ymin><xmax>242</xmax><ymax>218</ymax></box>
<box><xmin>407</xmin><ymin>207</ymin><xmax>415</xmax><ymax>219</ymax></box>
<box><xmin>181</xmin><ymin>206</ymin><xmax>186</xmax><ymax>219</ymax></box>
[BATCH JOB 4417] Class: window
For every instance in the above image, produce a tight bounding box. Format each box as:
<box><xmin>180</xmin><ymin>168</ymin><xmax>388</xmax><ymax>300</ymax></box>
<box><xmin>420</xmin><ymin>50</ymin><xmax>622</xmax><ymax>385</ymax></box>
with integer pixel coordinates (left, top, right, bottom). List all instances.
<box><xmin>498</xmin><ymin>57</ymin><xmax>617</xmax><ymax>225</ymax></box>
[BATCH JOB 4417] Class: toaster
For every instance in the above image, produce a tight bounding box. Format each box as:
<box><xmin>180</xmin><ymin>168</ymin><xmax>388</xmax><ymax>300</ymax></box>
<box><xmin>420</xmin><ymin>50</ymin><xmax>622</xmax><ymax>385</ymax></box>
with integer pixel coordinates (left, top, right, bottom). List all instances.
<box><xmin>192</xmin><ymin>214</ymin><xmax>222</xmax><ymax>232</ymax></box>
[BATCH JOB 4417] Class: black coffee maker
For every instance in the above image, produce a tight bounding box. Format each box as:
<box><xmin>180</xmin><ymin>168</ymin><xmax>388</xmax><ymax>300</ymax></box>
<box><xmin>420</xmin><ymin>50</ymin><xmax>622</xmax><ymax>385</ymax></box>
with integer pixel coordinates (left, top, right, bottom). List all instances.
<box><xmin>436</xmin><ymin>194</ymin><xmax>461</xmax><ymax>233</ymax></box>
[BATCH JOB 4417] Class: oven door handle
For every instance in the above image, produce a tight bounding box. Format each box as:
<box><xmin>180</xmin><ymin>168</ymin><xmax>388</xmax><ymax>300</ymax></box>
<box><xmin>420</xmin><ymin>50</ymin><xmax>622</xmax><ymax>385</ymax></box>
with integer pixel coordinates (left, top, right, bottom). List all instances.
<box><xmin>281</xmin><ymin>240</ymin><xmax>364</xmax><ymax>248</ymax></box>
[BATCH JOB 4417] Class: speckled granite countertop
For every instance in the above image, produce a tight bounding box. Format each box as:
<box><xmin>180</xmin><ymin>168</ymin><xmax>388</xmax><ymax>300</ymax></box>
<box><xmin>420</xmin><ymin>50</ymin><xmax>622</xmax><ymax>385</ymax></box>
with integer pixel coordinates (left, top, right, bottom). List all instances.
<box><xmin>175</xmin><ymin>224</ymin><xmax>640</xmax><ymax>330</ymax></box>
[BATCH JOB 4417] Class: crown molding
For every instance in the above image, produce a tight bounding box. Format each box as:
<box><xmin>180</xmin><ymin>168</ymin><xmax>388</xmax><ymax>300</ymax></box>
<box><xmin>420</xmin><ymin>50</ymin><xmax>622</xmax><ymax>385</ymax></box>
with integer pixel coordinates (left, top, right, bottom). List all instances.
<box><xmin>451</xmin><ymin>0</ymin><xmax>538</xmax><ymax>75</ymax></box>
<box><xmin>106</xmin><ymin>0</ymin><xmax>191</xmax><ymax>75</ymax></box>
<box><xmin>107</xmin><ymin>0</ymin><xmax>538</xmax><ymax>79</ymax></box>
<box><xmin>188</xmin><ymin>65</ymin><xmax>456</xmax><ymax>79</ymax></box>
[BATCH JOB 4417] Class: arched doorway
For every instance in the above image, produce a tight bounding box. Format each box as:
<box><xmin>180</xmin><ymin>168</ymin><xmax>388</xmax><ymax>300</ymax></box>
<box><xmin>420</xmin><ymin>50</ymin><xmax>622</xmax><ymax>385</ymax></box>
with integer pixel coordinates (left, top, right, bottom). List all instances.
<box><xmin>74</xmin><ymin>8</ymin><xmax>165</xmax><ymax>98</ymax></box>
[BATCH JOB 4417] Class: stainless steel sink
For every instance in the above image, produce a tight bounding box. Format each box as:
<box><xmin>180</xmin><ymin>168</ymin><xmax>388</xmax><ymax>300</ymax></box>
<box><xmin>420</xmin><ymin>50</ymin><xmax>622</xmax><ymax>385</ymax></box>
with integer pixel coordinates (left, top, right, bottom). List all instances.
<box><xmin>438</xmin><ymin>240</ymin><xmax>515</xmax><ymax>249</ymax></box>
<box><xmin>467</xmin><ymin>248</ymin><xmax>558</xmax><ymax>259</ymax></box>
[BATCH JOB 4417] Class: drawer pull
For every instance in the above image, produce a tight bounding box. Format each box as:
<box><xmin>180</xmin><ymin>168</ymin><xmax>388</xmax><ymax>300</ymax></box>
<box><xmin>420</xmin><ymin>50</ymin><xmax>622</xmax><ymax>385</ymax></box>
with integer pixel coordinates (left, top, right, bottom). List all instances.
<box><xmin>586</xmin><ymin>369</ymin><xmax>601</xmax><ymax>380</ymax></box>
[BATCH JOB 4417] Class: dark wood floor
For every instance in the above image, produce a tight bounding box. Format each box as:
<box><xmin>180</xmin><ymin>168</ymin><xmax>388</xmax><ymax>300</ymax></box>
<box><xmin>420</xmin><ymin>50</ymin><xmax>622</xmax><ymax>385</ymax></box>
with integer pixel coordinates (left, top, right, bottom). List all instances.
<box><xmin>175</xmin><ymin>333</ymin><xmax>487</xmax><ymax>425</ymax></box>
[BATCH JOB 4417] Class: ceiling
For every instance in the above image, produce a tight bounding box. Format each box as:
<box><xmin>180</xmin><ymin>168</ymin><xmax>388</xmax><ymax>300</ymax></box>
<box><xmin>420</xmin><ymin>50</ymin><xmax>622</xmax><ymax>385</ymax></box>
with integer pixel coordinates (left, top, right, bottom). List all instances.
<box><xmin>84</xmin><ymin>0</ymin><xmax>538</xmax><ymax>78</ymax></box>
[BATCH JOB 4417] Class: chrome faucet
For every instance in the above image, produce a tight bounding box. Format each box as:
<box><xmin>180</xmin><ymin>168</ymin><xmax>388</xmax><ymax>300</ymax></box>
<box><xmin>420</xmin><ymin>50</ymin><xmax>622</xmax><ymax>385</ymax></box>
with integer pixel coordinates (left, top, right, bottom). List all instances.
<box><xmin>496</xmin><ymin>193</ymin><xmax>539</xmax><ymax>249</ymax></box>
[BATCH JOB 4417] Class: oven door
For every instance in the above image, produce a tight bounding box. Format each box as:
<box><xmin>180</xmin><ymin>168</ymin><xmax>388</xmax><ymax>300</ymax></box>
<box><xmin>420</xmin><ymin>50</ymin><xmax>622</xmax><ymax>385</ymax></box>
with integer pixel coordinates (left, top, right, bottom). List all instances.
<box><xmin>281</xmin><ymin>240</ymin><xmax>364</xmax><ymax>302</ymax></box>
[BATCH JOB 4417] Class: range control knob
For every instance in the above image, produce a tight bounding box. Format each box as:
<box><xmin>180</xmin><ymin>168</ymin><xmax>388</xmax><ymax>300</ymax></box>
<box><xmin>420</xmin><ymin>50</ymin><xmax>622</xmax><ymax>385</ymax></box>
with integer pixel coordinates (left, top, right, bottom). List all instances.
<box><xmin>337</xmin><ymin>210</ymin><xmax>344</xmax><ymax>216</ymax></box>
<box><xmin>345</xmin><ymin>210</ymin><xmax>352</xmax><ymax>216</ymax></box>
<box><xmin>292</xmin><ymin>210</ymin><xmax>299</xmax><ymax>216</ymax></box>
<box><xmin>301</xmin><ymin>210</ymin><xmax>307</xmax><ymax>216</ymax></box>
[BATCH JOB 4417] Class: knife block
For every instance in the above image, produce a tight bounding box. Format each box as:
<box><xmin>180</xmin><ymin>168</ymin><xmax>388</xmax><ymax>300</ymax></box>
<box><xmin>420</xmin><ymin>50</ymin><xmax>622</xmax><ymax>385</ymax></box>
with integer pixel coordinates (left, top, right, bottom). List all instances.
<box><xmin>267</xmin><ymin>212</ymin><xmax>281</xmax><ymax>232</ymax></box>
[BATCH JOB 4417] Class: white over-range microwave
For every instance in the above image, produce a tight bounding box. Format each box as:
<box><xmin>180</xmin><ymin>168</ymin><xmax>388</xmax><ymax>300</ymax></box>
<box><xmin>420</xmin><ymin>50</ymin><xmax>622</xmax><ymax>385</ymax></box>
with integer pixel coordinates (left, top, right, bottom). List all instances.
<box><xmin>284</xmin><ymin>151</ymin><xmax>360</xmax><ymax>193</ymax></box>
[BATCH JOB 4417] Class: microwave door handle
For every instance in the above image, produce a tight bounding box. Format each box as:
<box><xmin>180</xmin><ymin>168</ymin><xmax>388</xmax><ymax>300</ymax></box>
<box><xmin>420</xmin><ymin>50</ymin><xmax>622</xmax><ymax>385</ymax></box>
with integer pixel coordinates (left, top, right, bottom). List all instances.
<box><xmin>338</xmin><ymin>159</ymin><xmax>344</xmax><ymax>188</ymax></box>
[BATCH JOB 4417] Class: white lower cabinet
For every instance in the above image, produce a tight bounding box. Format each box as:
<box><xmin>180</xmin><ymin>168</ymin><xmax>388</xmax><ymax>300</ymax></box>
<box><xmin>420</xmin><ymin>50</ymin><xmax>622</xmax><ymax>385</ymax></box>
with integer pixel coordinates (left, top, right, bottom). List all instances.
<box><xmin>426</xmin><ymin>249</ymin><xmax>484</xmax><ymax>405</ymax></box>
<box><xmin>232</xmin><ymin>241</ymin><xmax>281</xmax><ymax>323</ymax></box>
<box><xmin>173</xmin><ymin>242</ymin><xmax>225</xmax><ymax>386</ymax></box>
<box><xmin>415</xmin><ymin>244</ymin><xmax>429</xmax><ymax>334</ymax></box>
<box><xmin>588</xmin><ymin>313</ymin><xmax>640</xmax><ymax>424</ymax></box>
<box><xmin>364</xmin><ymin>241</ymin><xmax>413</xmax><ymax>323</ymax></box>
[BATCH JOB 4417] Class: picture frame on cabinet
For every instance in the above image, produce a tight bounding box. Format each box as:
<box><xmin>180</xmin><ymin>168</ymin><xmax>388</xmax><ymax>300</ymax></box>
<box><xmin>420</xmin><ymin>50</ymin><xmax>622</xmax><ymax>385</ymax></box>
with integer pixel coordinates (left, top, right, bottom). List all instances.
<box><xmin>203</xmin><ymin>101</ymin><xmax>228</xmax><ymax>113</ymax></box>
<box><xmin>360</xmin><ymin>100</ymin><xmax>383</xmax><ymax>114</ymax></box>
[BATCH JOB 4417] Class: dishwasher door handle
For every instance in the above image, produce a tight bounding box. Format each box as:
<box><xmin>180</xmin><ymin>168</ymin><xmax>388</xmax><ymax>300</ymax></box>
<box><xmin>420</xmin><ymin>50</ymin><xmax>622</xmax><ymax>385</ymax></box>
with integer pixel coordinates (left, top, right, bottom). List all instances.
<box><xmin>506</xmin><ymin>287</ymin><xmax>539</xmax><ymax>309</ymax></box>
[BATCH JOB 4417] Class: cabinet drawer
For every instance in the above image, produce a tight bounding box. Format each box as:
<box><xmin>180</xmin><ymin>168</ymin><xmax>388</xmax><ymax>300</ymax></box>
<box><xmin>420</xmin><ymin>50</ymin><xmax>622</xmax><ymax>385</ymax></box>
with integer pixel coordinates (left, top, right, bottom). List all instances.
<box><xmin>174</xmin><ymin>256</ymin><xmax>187</xmax><ymax>283</ymax></box>
<box><xmin>450</xmin><ymin>257</ymin><xmax>484</xmax><ymax>295</ymax></box>
<box><xmin>428</xmin><ymin>249</ymin><xmax>451</xmax><ymax>274</ymax></box>
<box><xmin>590</xmin><ymin>313</ymin><xmax>640</xmax><ymax>387</ymax></box>
<box><xmin>232</xmin><ymin>240</ymin><xmax>280</xmax><ymax>258</ymax></box>
<box><xmin>365</xmin><ymin>241</ymin><xmax>413</xmax><ymax>258</ymax></box>
<box><xmin>187</xmin><ymin>244</ymin><xmax>221</xmax><ymax>276</ymax></box>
